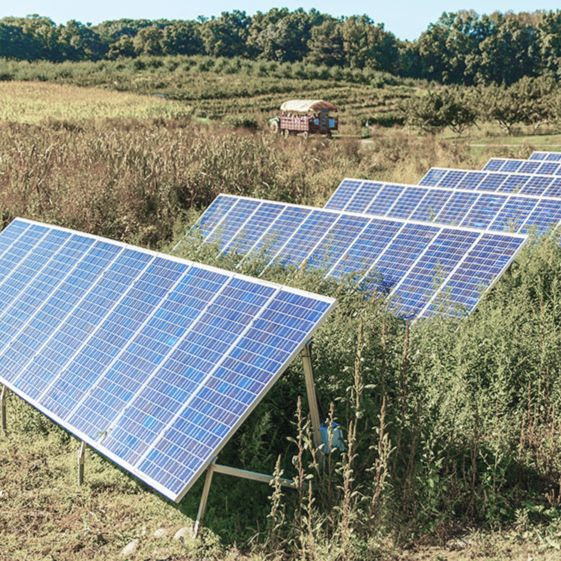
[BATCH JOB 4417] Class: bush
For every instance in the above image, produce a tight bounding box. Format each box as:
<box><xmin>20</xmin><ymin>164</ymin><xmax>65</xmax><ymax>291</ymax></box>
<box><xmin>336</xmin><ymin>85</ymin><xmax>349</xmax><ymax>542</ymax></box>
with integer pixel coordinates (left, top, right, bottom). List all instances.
<box><xmin>223</xmin><ymin>114</ymin><xmax>259</xmax><ymax>130</ymax></box>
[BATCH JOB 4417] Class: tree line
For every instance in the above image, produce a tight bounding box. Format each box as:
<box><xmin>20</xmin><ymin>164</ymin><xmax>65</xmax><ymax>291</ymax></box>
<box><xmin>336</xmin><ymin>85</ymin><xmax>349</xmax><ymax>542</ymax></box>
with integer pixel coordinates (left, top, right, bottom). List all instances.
<box><xmin>2</xmin><ymin>9</ymin><xmax>561</xmax><ymax>85</ymax></box>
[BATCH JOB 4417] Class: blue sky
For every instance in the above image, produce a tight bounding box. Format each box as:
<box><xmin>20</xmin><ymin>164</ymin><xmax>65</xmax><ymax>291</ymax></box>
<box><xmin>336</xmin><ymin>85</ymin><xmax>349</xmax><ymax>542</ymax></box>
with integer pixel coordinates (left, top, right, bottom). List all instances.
<box><xmin>5</xmin><ymin>1</ymin><xmax>561</xmax><ymax>40</ymax></box>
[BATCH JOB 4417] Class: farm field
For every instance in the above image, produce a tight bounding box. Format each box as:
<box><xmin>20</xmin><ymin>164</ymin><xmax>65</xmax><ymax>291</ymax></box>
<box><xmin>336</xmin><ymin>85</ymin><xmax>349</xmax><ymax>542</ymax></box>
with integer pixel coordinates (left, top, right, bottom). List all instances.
<box><xmin>0</xmin><ymin>57</ymin><xmax>417</xmax><ymax>133</ymax></box>
<box><xmin>0</xmin><ymin>81</ymin><xmax>190</xmax><ymax>123</ymax></box>
<box><xmin>1</xmin><ymin>72</ymin><xmax>561</xmax><ymax>561</ymax></box>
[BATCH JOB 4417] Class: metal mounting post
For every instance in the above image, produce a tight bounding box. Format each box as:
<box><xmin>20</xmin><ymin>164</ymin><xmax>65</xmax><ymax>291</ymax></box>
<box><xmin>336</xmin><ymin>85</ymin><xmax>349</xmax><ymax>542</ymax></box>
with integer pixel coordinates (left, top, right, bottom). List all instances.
<box><xmin>0</xmin><ymin>385</ymin><xmax>6</xmax><ymax>434</ymax></box>
<box><xmin>301</xmin><ymin>342</ymin><xmax>323</xmax><ymax>451</ymax></box>
<box><xmin>193</xmin><ymin>461</ymin><xmax>297</xmax><ymax>538</ymax></box>
<box><xmin>193</xmin><ymin>463</ymin><xmax>215</xmax><ymax>538</ymax></box>
<box><xmin>77</xmin><ymin>441</ymin><xmax>86</xmax><ymax>485</ymax></box>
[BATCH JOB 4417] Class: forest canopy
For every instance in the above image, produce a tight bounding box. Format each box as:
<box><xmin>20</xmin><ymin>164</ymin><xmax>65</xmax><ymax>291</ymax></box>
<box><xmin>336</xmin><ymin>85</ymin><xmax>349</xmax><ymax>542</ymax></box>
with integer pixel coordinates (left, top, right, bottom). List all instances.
<box><xmin>2</xmin><ymin>9</ymin><xmax>561</xmax><ymax>85</ymax></box>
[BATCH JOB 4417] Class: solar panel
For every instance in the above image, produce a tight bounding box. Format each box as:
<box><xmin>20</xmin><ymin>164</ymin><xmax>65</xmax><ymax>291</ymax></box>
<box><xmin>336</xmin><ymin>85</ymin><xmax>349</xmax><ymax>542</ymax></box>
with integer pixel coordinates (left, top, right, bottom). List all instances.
<box><xmin>0</xmin><ymin>218</ymin><xmax>334</xmax><ymax>502</ymax></box>
<box><xmin>529</xmin><ymin>151</ymin><xmax>561</xmax><ymax>161</ymax></box>
<box><xmin>190</xmin><ymin>194</ymin><xmax>527</xmax><ymax>320</ymax></box>
<box><xmin>323</xmin><ymin>178</ymin><xmax>561</xmax><ymax>235</ymax></box>
<box><xmin>419</xmin><ymin>167</ymin><xmax>561</xmax><ymax>198</ymax></box>
<box><xmin>483</xmin><ymin>158</ymin><xmax>561</xmax><ymax>176</ymax></box>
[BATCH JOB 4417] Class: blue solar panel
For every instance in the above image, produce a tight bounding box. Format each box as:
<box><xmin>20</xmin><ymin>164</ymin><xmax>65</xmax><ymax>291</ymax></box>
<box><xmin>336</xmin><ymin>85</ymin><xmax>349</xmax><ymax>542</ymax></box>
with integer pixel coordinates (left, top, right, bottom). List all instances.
<box><xmin>192</xmin><ymin>195</ymin><xmax>528</xmax><ymax>320</ymax></box>
<box><xmin>484</xmin><ymin>158</ymin><xmax>561</xmax><ymax>176</ymax></box>
<box><xmin>530</xmin><ymin>151</ymin><xmax>561</xmax><ymax>162</ymax></box>
<box><xmin>421</xmin><ymin>233</ymin><xmax>525</xmax><ymax>318</ymax></box>
<box><xmin>250</xmin><ymin>206</ymin><xmax>311</xmax><ymax>260</ymax></box>
<box><xmin>367</xmin><ymin>184</ymin><xmax>404</xmax><ymax>214</ymax></box>
<box><xmin>346</xmin><ymin>181</ymin><xmax>383</xmax><ymax>213</ymax></box>
<box><xmin>365</xmin><ymin>224</ymin><xmax>439</xmax><ymax>294</ymax></box>
<box><xmin>328</xmin><ymin>219</ymin><xmax>402</xmax><ymax>280</ymax></box>
<box><xmin>460</xmin><ymin>194</ymin><xmax>507</xmax><ymax>230</ymax></box>
<box><xmin>306</xmin><ymin>215</ymin><xmax>370</xmax><ymax>271</ymax></box>
<box><xmin>436</xmin><ymin>191</ymin><xmax>479</xmax><ymax>225</ymax></box>
<box><xmin>222</xmin><ymin>202</ymin><xmax>283</xmax><ymax>255</ymax></box>
<box><xmin>484</xmin><ymin>158</ymin><xmax>506</xmax><ymax>172</ymax></box>
<box><xmin>271</xmin><ymin>211</ymin><xmax>339</xmax><ymax>268</ymax></box>
<box><xmin>324</xmin><ymin>178</ymin><xmax>362</xmax><ymax>210</ymax></box>
<box><xmin>207</xmin><ymin>199</ymin><xmax>261</xmax><ymax>249</ymax></box>
<box><xmin>410</xmin><ymin>190</ymin><xmax>452</xmax><ymax>221</ymax></box>
<box><xmin>457</xmin><ymin>171</ymin><xmax>485</xmax><ymax>189</ymax></box>
<box><xmin>388</xmin><ymin>187</ymin><xmax>428</xmax><ymax>218</ymax></box>
<box><xmin>321</xmin><ymin>177</ymin><xmax>561</xmax><ymax>236</ymax></box>
<box><xmin>391</xmin><ymin>229</ymin><xmax>479</xmax><ymax>318</ymax></box>
<box><xmin>537</xmin><ymin>162</ymin><xmax>561</xmax><ymax>175</ymax></box>
<box><xmin>522</xmin><ymin>200</ymin><xmax>561</xmax><ymax>234</ymax></box>
<box><xmin>195</xmin><ymin>196</ymin><xmax>238</xmax><ymax>238</ymax></box>
<box><xmin>0</xmin><ymin>218</ymin><xmax>334</xmax><ymax>502</ymax></box>
<box><xmin>418</xmin><ymin>167</ymin><xmax>559</xmax><ymax>196</ymax></box>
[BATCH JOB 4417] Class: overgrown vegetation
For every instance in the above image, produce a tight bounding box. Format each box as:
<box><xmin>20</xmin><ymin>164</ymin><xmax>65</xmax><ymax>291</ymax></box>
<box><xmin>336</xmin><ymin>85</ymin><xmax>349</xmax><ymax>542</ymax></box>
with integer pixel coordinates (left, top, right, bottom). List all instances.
<box><xmin>0</xmin><ymin>103</ymin><xmax>560</xmax><ymax>560</ymax></box>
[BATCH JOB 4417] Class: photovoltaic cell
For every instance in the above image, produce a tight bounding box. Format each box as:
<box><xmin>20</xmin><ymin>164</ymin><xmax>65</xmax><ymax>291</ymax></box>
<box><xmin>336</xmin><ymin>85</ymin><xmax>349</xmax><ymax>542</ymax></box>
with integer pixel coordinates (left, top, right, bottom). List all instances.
<box><xmin>0</xmin><ymin>218</ymin><xmax>334</xmax><ymax>502</ymax></box>
<box><xmin>192</xmin><ymin>194</ymin><xmax>527</xmax><ymax>320</ymax></box>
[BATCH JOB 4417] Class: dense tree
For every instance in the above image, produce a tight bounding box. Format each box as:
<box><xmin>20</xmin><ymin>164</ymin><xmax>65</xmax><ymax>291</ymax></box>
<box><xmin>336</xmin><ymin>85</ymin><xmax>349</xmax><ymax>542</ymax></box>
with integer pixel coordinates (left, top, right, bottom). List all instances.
<box><xmin>200</xmin><ymin>11</ymin><xmax>250</xmax><ymax>58</ymax></box>
<box><xmin>1</xmin><ymin>9</ymin><xmax>561</xmax><ymax>85</ymax></box>
<box><xmin>340</xmin><ymin>16</ymin><xmax>398</xmax><ymax>71</ymax></box>
<box><xmin>161</xmin><ymin>21</ymin><xmax>203</xmax><ymax>56</ymax></box>
<box><xmin>133</xmin><ymin>26</ymin><xmax>163</xmax><ymax>56</ymax></box>
<box><xmin>307</xmin><ymin>19</ymin><xmax>345</xmax><ymax>66</ymax></box>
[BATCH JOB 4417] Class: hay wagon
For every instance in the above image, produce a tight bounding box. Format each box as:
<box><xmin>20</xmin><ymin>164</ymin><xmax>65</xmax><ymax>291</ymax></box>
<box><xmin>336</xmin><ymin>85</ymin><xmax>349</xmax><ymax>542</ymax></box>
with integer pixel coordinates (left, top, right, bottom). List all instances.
<box><xmin>269</xmin><ymin>99</ymin><xmax>338</xmax><ymax>138</ymax></box>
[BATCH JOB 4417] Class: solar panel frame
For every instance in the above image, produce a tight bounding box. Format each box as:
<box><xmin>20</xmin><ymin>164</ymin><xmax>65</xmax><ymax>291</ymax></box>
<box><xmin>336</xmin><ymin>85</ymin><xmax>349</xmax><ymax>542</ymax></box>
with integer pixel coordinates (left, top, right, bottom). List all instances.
<box><xmin>0</xmin><ymin>217</ymin><xmax>335</xmax><ymax>503</ymax></box>
<box><xmin>191</xmin><ymin>194</ymin><xmax>528</xmax><ymax>320</ymax></box>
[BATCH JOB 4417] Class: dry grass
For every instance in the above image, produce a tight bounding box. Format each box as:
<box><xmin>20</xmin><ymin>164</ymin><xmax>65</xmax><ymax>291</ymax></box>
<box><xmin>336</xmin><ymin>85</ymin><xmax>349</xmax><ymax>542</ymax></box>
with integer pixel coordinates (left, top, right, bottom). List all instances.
<box><xmin>0</xmin><ymin>82</ymin><xmax>190</xmax><ymax>123</ymax></box>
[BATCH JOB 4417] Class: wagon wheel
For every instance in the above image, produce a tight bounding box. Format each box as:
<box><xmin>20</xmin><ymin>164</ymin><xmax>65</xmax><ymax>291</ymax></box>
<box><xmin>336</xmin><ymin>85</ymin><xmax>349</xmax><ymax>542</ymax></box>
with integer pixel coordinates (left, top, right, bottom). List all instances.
<box><xmin>283</xmin><ymin>129</ymin><xmax>290</xmax><ymax>138</ymax></box>
<box><xmin>302</xmin><ymin>131</ymin><xmax>309</xmax><ymax>140</ymax></box>
<box><xmin>269</xmin><ymin>120</ymin><xmax>279</xmax><ymax>134</ymax></box>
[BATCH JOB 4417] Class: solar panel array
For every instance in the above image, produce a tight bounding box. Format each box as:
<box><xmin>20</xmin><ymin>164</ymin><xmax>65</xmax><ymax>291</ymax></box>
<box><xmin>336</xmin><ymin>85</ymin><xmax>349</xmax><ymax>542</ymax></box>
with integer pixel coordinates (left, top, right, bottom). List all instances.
<box><xmin>324</xmin><ymin>178</ymin><xmax>561</xmax><ymax>235</ymax></box>
<box><xmin>191</xmin><ymin>194</ymin><xmax>527</xmax><ymax>320</ymax></box>
<box><xmin>0</xmin><ymin>218</ymin><xmax>334</xmax><ymax>502</ymax></box>
<box><xmin>530</xmin><ymin>151</ymin><xmax>561</xmax><ymax>161</ymax></box>
<box><xmin>484</xmin><ymin>158</ymin><xmax>561</xmax><ymax>175</ymax></box>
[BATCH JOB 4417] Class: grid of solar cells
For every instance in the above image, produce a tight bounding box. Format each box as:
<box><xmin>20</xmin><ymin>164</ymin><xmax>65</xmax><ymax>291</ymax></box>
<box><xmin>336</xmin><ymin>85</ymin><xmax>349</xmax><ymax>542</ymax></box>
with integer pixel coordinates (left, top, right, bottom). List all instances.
<box><xmin>193</xmin><ymin>194</ymin><xmax>527</xmax><ymax>319</ymax></box>
<box><xmin>419</xmin><ymin>167</ymin><xmax>561</xmax><ymax>198</ymax></box>
<box><xmin>422</xmin><ymin>233</ymin><xmax>525</xmax><ymax>318</ymax></box>
<box><xmin>484</xmin><ymin>158</ymin><xmax>561</xmax><ymax>176</ymax></box>
<box><xmin>530</xmin><ymin>151</ymin><xmax>561</xmax><ymax>161</ymax></box>
<box><xmin>0</xmin><ymin>218</ymin><xmax>334</xmax><ymax>502</ymax></box>
<box><xmin>323</xmin><ymin>178</ymin><xmax>561</xmax><ymax>235</ymax></box>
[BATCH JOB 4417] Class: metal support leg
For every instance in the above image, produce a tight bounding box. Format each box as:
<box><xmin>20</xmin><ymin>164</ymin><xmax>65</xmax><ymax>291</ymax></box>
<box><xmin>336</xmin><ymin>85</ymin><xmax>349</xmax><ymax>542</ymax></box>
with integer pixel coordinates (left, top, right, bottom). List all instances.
<box><xmin>193</xmin><ymin>464</ymin><xmax>215</xmax><ymax>538</ymax></box>
<box><xmin>77</xmin><ymin>441</ymin><xmax>86</xmax><ymax>485</ymax></box>
<box><xmin>0</xmin><ymin>385</ymin><xmax>6</xmax><ymax>434</ymax></box>
<box><xmin>301</xmin><ymin>342</ymin><xmax>323</xmax><ymax>451</ymax></box>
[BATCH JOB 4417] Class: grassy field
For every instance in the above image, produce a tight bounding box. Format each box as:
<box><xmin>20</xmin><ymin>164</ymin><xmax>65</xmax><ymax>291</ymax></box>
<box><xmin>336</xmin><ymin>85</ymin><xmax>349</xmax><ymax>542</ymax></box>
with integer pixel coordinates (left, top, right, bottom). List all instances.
<box><xmin>0</xmin><ymin>81</ymin><xmax>191</xmax><ymax>123</ymax></box>
<box><xmin>1</xmin><ymin>75</ymin><xmax>561</xmax><ymax>561</ymax></box>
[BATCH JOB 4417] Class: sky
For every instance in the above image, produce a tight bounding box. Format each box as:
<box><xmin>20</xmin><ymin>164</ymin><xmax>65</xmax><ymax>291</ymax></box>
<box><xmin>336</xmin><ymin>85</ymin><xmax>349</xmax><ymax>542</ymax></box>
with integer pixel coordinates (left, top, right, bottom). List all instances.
<box><xmin>4</xmin><ymin>1</ymin><xmax>561</xmax><ymax>40</ymax></box>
